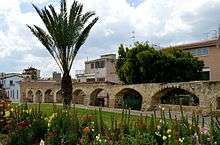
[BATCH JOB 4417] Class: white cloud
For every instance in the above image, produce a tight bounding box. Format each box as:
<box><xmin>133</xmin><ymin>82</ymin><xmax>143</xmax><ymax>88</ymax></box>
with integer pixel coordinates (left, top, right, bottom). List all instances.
<box><xmin>1</xmin><ymin>0</ymin><xmax>220</xmax><ymax>77</ymax></box>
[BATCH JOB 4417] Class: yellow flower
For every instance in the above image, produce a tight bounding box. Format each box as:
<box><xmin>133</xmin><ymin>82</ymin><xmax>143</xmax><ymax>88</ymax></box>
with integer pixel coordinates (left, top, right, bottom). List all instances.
<box><xmin>10</xmin><ymin>108</ymin><xmax>14</xmax><ymax>112</ymax></box>
<box><xmin>4</xmin><ymin>111</ymin><xmax>10</xmax><ymax>118</ymax></box>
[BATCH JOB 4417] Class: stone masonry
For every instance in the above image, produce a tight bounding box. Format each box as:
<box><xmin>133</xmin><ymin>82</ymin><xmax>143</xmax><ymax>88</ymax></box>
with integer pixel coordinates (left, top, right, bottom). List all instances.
<box><xmin>20</xmin><ymin>80</ymin><xmax>220</xmax><ymax>112</ymax></box>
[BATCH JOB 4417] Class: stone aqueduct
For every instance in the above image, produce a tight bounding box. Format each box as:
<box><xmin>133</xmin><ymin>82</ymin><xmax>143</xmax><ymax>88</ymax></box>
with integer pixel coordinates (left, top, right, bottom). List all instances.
<box><xmin>20</xmin><ymin>80</ymin><xmax>220</xmax><ymax>112</ymax></box>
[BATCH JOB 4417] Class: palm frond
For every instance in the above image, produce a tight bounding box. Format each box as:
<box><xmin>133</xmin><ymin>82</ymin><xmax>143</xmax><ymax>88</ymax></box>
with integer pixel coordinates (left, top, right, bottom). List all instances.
<box><xmin>27</xmin><ymin>25</ymin><xmax>63</xmax><ymax>73</ymax></box>
<box><xmin>68</xmin><ymin>17</ymin><xmax>99</xmax><ymax>70</ymax></box>
<box><xmin>28</xmin><ymin>0</ymin><xmax>98</xmax><ymax>74</ymax></box>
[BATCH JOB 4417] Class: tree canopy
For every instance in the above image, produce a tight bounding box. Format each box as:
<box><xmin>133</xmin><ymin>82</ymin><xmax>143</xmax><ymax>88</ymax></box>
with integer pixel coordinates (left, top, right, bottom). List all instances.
<box><xmin>116</xmin><ymin>42</ymin><xmax>204</xmax><ymax>84</ymax></box>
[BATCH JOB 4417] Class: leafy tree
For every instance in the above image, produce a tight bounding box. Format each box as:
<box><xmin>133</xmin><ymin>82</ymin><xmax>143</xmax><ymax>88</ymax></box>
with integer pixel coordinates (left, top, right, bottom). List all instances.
<box><xmin>27</xmin><ymin>0</ymin><xmax>98</xmax><ymax>107</ymax></box>
<box><xmin>116</xmin><ymin>42</ymin><xmax>204</xmax><ymax>84</ymax></box>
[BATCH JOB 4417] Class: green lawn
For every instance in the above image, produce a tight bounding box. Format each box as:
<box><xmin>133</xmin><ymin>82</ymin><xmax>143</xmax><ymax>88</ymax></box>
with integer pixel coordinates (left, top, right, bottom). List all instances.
<box><xmin>13</xmin><ymin>103</ymin><xmax>140</xmax><ymax>127</ymax></box>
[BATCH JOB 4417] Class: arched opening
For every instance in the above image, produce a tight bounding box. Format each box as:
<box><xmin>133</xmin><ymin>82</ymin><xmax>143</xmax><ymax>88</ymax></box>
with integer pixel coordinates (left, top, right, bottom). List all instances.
<box><xmin>45</xmin><ymin>89</ymin><xmax>54</xmax><ymax>103</ymax></box>
<box><xmin>115</xmin><ymin>88</ymin><xmax>142</xmax><ymax>110</ymax></box>
<box><xmin>151</xmin><ymin>88</ymin><xmax>199</xmax><ymax>106</ymax></box>
<box><xmin>27</xmin><ymin>90</ymin><xmax>34</xmax><ymax>102</ymax></box>
<box><xmin>73</xmin><ymin>89</ymin><xmax>86</xmax><ymax>105</ymax></box>
<box><xmin>56</xmin><ymin>90</ymin><xmax>62</xmax><ymax>103</ymax></box>
<box><xmin>90</xmin><ymin>89</ymin><xmax>109</xmax><ymax>107</ymax></box>
<box><xmin>35</xmin><ymin>90</ymin><xmax>43</xmax><ymax>103</ymax></box>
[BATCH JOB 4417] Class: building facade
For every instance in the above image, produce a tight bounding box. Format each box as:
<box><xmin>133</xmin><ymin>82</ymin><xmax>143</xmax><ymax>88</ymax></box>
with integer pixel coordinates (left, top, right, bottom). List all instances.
<box><xmin>0</xmin><ymin>73</ymin><xmax>24</xmax><ymax>102</ymax></box>
<box><xmin>22</xmin><ymin>67</ymin><xmax>40</xmax><ymax>80</ymax></box>
<box><xmin>76</xmin><ymin>54</ymin><xmax>121</xmax><ymax>84</ymax></box>
<box><xmin>170</xmin><ymin>38</ymin><xmax>220</xmax><ymax>81</ymax></box>
<box><xmin>53</xmin><ymin>72</ymin><xmax>61</xmax><ymax>82</ymax></box>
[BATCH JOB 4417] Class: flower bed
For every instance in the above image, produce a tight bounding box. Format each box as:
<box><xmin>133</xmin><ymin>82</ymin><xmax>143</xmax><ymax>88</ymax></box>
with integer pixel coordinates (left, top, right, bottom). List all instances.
<box><xmin>1</xmin><ymin>104</ymin><xmax>220</xmax><ymax>145</ymax></box>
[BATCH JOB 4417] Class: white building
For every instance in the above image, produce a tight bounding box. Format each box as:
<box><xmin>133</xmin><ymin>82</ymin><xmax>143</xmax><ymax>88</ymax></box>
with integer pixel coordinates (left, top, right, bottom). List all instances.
<box><xmin>0</xmin><ymin>73</ymin><xmax>24</xmax><ymax>102</ymax></box>
<box><xmin>75</xmin><ymin>54</ymin><xmax>121</xmax><ymax>84</ymax></box>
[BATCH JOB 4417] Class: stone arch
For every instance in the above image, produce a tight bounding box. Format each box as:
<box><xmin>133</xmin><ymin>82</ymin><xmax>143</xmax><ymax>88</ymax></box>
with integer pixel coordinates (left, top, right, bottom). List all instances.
<box><xmin>56</xmin><ymin>90</ymin><xmax>62</xmax><ymax>103</ymax></box>
<box><xmin>115</xmin><ymin>88</ymin><xmax>142</xmax><ymax>110</ymax></box>
<box><xmin>45</xmin><ymin>89</ymin><xmax>54</xmax><ymax>103</ymax></box>
<box><xmin>26</xmin><ymin>90</ymin><xmax>34</xmax><ymax>102</ymax></box>
<box><xmin>216</xmin><ymin>97</ymin><xmax>220</xmax><ymax>110</ymax></box>
<box><xmin>35</xmin><ymin>90</ymin><xmax>43</xmax><ymax>103</ymax></box>
<box><xmin>151</xmin><ymin>87</ymin><xmax>199</xmax><ymax>106</ymax></box>
<box><xmin>90</xmin><ymin>88</ymin><xmax>109</xmax><ymax>107</ymax></box>
<box><xmin>73</xmin><ymin>89</ymin><xmax>86</xmax><ymax>105</ymax></box>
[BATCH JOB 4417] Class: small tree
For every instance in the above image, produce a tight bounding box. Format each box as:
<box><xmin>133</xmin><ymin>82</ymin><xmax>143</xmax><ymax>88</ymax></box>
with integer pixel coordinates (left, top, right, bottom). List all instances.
<box><xmin>27</xmin><ymin>0</ymin><xmax>98</xmax><ymax>107</ymax></box>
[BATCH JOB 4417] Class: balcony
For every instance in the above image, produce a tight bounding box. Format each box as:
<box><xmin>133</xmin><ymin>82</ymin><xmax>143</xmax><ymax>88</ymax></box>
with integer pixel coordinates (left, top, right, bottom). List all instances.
<box><xmin>75</xmin><ymin>70</ymin><xmax>85</xmax><ymax>76</ymax></box>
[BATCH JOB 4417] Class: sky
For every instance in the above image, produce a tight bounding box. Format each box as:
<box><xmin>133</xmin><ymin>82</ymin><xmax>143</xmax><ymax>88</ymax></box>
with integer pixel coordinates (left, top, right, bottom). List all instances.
<box><xmin>0</xmin><ymin>0</ymin><xmax>220</xmax><ymax>78</ymax></box>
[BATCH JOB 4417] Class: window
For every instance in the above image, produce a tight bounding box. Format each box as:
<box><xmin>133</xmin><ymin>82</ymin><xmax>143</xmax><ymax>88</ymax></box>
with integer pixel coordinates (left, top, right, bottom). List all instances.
<box><xmin>199</xmin><ymin>67</ymin><xmax>210</xmax><ymax>80</ymax></box>
<box><xmin>86</xmin><ymin>78</ymin><xmax>95</xmax><ymax>82</ymax></box>
<box><xmin>13</xmin><ymin>90</ymin><xmax>14</xmax><ymax>99</ymax></box>
<box><xmin>97</xmin><ymin>78</ymin><xmax>105</xmax><ymax>82</ymax></box>
<box><xmin>190</xmin><ymin>47</ymin><xmax>208</xmax><ymax>56</ymax></box>
<box><xmin>17</xmin><ymin>90</ymin><xmax>19</xmax><ymax>99</ymax></box>
<box><xmin>91</xmin><ymin>63</ymin><xmax>94</xmax><ymax>69</ymax></box>
<box><xmin>95</xmin><ymin>61</ymin><xmax>105</xmax><ymax>68</ymax></box>
<box><xmin>10</xmin><ymin>80</ymin><xmax>14</xmax><ymax>86</ymax></box>
<box><xmin>200</xmin><ymin>71</ymin><xmax>210</xmax><ymax>80</ymax></box>
<box><xmin>10</xmin><ymin>90</ymin><xmax>12</xmax><ymax>98</ymax></box>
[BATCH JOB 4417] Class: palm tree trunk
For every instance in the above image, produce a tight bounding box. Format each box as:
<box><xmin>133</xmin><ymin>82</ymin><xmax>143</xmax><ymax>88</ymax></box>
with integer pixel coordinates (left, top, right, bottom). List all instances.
<box><xmin>61</xmin><ymin>72</ymin><xmax>73</xmax><ymax>108</ymax></box>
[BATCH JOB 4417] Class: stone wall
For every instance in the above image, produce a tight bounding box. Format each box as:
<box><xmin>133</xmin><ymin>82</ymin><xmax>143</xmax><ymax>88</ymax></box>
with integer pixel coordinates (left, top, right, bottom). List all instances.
<box><xmin>20</xmin><ymin>80</ymin><xmax>220</xmax><ymax>112</ymax></box>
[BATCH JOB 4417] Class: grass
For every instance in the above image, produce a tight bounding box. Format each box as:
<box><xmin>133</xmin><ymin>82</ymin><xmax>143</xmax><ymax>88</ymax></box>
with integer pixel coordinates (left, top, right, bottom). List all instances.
<box><xmin>13</xmin><ymin>103</ymin><xmax>139</xmax><ymax>127</ymax></box>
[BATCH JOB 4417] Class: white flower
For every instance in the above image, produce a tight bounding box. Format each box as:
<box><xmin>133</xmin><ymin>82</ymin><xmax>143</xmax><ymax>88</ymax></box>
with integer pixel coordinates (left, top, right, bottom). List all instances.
<box><xmin>157</xmin><ymin>125</ymin><xmax>161</xmax><ymax>130</ymax></box>
<box><xmin>40</xmin><ymin>139</ymin><xmax>45</xmax><ymax>145</ymax></box>
<box><xmin>92</xmin><ymin>128</ymin><xmax>95</xmax><ymax>132</ymax></box>
<box><xmin>168</xmin><ymin>135</ymin><xmax>171</xmax><ymax>138</ymax></box>
<box><xmin>179</xmin><ymin>137</ymin><xmax>184</xmax><ymax>143</ymax></box>
<box><xmin>167</xmin><ymin>129</ymin><xmax>171</xmax><ymax>134</ymax></box>
<box><xmin>96</xmin><ymin>134</ymin><xmax>100</xmax><ymax>140</ymax></box>
<box><xmin>162</xmin><ymin>107</ymin><xmax>165</xmax><ymax>111</ymax></box>
<box><xmin>155</xmin><ymin>132</ymin><xmax>161</xmax><ymax>136</ymax></box>
<box><xmin>162</xmin><ymin>136</ymin><xmax>167</xmax><ymax>140</ymax></box>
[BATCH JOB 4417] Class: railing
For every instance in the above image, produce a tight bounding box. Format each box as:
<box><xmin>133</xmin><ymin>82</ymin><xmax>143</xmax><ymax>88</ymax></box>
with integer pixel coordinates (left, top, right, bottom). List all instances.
<box><xmin>75</xmin><ymin>70</ymin><xmax>85</xmax><ymax>75</ymax></box>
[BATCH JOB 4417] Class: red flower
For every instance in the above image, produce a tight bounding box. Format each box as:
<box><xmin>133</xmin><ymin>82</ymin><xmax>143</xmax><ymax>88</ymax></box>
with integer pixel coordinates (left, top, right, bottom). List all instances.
<box><xmin>4</xmin><ymin>123</ymin><xmax>12</xmax><ymax>130</ymax></box>
<box><xmin>79</xmin><ymin>138</ymin><xmax>83</xmax><ymax>144</ymax></box>
<box><xmin>83</xmin><ymin>127</ymin><xmax>90</xmax><ymax>134</ymax></box>
<box><xmin>17</xmin><ymin>120</ymin><xmax>31</xmax><ymax>129</ymax></box>
<box><xmin>48</xmin><ymin>131</ymin><xmax>59</xmax><ymax>137</ymax></box>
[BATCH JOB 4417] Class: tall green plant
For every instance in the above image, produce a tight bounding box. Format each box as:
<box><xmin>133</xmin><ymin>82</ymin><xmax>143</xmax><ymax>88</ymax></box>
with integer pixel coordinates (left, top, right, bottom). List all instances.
<box><xmin>27</xmin><ymin>0</ymin><xmax>98</xmax><ymax>107</ymax></box>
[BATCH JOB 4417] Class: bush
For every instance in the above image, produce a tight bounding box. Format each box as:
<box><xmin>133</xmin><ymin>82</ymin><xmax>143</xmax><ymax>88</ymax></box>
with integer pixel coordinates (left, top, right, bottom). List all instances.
<box><xmin>3</xmin><ymin>104</ymin><xmax>220</xmax><ymax>145</ymax></box>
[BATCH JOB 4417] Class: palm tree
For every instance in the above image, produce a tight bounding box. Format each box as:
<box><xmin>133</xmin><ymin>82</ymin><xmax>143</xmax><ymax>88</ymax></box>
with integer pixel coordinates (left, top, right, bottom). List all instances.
<box><xmin>27</xmin><ymin>0</ymin><xmax>98</xmax><ymax>107</ymax></box>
